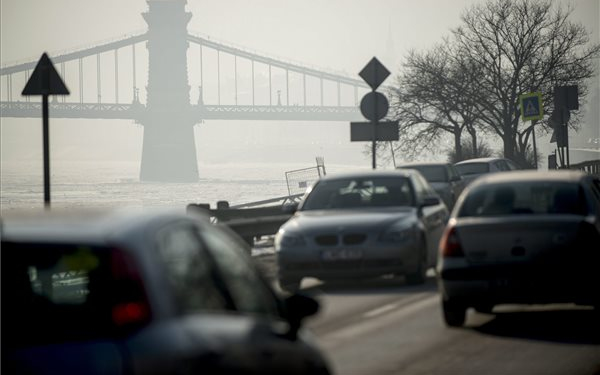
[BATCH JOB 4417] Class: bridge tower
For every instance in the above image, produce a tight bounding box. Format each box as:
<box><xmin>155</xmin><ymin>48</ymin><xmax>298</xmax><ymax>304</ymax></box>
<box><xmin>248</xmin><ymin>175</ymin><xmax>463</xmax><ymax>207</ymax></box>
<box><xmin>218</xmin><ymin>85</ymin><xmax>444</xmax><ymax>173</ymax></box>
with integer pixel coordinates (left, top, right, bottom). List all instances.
<box><xmin>140</xmin><ymin>0</ymin><xmax>198</xmax><ymax>182</ymax></box>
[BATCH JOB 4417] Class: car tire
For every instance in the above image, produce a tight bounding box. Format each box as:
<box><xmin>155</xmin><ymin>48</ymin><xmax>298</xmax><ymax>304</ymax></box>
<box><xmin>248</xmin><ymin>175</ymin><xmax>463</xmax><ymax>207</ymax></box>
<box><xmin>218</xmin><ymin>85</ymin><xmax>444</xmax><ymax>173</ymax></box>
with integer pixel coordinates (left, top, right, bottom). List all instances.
<box><xmin>279</xmin><ymin>277</ymin><xmax>302</xmax><ymax>293</ymax></box>
<box><xmin>442</xmin><ymin>299</ymin><xmax>466</xmax><ymax>327</ymax></box>
<box><xmin>474</xmin><ymin>303</ymin><xmax>494</xmax><ymax>314</ymax></box>
<box><xmin>405</xmin><ymin>240</ymin><xmax>427</xmax><ymax>285</ymax></box>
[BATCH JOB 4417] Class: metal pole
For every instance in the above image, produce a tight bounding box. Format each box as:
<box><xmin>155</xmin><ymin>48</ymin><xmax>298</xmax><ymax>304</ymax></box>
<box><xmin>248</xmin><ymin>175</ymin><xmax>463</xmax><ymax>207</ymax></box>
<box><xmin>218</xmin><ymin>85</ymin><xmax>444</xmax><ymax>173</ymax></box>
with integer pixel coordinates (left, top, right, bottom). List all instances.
<box><xmin>565</xmin><ymin>125</ymin><xmax>570</xmax><ymax>168</ymax></box>
<box><xmin>132</xmin><ymin>44</ymin><xmax>137</xmax><ymax>99</ymax></box>
<box><xmin>79</xmin><ymin>58</ymin><xmax>83</xmax><ymax>103</ymax></box>
<box><xmin>114</xmin><ymin>49</ymin><xmax>119</xmax><ymax>103</ymax></box>
<box><xmin>372</xmin><ymin>89</ymin><xmax>377</xmax><ymax>170</ymax></box>
<box><xmin>286</xmin><ymin>69</ymin><xmax>289</xmax><ymax>106</ymax></box>
<box><xmin>42</xmin><ymin>94</ymin><xmax>51</xmax><ymax>208</ymax></box>
<box><xmin>389</xmin><ymin>142</ymin><xmax>396</xmax><ymax>168</ymax></box>
<box><xmin>531</xmin><ymin>120</ymin><xmax>538</xmax><ymax>169</ymax></box>
<box><xmin>303</xmin><ymin>73</ymin><xmax>306</xmax><ymax>106</ymax></box>
<box><xmin>97</xmin><ymin>54</ymin><xmax>101</xmax><ymax>103</ymax></box>
<box><xmin>320</xmin><ymin>77</ymin><xmax>324</xmax><ymax>107</ymax></box>
<box><xmin>269</xmin><ymin>65</ymin><xmax>272</xmax><ymax>106</ymax></box>
<box><xmin>252</xmin><ymin>60</ymin><xmax>255</xmax><ymax>106</ymax></box>
<box><xmin>217</xmin><ymin>50</ymin><xmax>221</xmax><ymax>105</ymax></box>
<box><xmin>234</xmin><ymin>55</ymin><xmax>238</xmax><ymax>105</ymax></box>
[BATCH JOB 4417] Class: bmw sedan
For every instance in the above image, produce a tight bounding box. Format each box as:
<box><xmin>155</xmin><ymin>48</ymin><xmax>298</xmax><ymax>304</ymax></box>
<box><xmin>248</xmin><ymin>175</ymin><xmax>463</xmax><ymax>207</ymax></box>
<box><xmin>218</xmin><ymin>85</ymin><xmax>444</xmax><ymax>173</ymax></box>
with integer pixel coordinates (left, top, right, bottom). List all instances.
<box><xmin>437</xmin><ymin>171</ymin><xmax>600</xmax><ymax>327</ymax></box>
<box><xmin>276</xmin><ymin>170</ymin><xmax>449</xmax><ymax>292</ymax></box>
<box><xmin>1</xmin><ymin>208</ymin><xmax>331</xmax><ymax>375</ymax></box>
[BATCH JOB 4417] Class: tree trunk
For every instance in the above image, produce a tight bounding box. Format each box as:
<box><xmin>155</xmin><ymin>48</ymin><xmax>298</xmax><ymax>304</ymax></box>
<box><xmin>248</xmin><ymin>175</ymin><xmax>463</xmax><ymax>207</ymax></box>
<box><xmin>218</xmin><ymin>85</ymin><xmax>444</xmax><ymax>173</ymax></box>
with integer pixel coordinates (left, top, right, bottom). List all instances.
<box><xmin>454</xmin><ymin>128</ymin><xmax>463</xmax><ymax>162</ymax></box>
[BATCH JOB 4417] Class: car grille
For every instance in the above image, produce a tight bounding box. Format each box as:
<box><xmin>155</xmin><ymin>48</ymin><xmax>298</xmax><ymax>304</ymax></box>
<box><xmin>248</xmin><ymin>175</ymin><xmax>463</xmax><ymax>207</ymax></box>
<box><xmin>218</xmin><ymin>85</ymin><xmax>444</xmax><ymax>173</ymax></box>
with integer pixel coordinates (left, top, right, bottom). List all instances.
<box><xmin>343</xmin><ymin>234</ymin><xmax>367</xmax><ymax>245</ymax></box>
<box><xmin>315</xmin><ymin>233</ymin><xmax>368</xmax><ymax>246</ymax></box>
<box><xmin>315</xmin><ymin>235</ymin><xmax>338</xmax><ymax>246</ymax></box>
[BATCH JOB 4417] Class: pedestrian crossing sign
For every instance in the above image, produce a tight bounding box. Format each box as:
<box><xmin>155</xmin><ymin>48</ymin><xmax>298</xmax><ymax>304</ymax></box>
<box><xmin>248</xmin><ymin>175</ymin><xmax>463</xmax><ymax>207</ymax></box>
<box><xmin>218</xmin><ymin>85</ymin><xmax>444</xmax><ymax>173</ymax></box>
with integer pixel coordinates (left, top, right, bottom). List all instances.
<box><xmin>519</xmin><ymin>92</ymin><xmax>544</xmax><ymax>121</ymax></box>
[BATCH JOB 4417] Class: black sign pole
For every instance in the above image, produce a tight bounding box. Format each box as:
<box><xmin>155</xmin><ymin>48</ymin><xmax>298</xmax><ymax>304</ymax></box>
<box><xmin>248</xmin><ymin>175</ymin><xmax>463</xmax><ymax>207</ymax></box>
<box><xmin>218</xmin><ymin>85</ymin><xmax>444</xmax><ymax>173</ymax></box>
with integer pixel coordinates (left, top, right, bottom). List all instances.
<box><xmin>372</xmin><ymin>89</ymin><xmax>377</xmax><ymax>170</ymax></box>
<box><xmin>42</xmin><ymin>93</ymin><xmax>51</xmax><ymax>207</ymax></box>
<box><xmin>531</xmin><ymin>120</ymin><xmax>538</xmax><ymax>169</ymax></box>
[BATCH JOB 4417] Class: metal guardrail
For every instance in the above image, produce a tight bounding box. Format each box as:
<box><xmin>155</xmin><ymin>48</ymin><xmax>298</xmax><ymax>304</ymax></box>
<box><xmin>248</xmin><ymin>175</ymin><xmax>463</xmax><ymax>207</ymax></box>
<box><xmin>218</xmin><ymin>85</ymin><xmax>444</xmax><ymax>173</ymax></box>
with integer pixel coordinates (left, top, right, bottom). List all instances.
<box><xmin>567</xmin><ymin>159</ymin><xmax>600</xmax><ymax>176</ymax></box>
<box><xmin>187</xmin><ymin>195</ymin><xmax>302</xmax><ymax>246</ymax></box>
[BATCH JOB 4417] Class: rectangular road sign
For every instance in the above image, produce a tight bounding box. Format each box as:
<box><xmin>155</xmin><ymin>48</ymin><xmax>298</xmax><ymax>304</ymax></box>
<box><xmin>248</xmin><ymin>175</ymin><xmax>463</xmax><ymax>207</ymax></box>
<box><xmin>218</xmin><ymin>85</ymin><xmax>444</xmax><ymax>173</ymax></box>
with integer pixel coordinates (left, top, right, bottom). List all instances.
<box><xmin>350</xmin><ymin>121</ymin><xmax>399</xmax><ymax>142</ymax></box>
<box><xmin>519</xmin><ymin>92</ymin><xmax>544</xmax><ymax>121</ymax></box>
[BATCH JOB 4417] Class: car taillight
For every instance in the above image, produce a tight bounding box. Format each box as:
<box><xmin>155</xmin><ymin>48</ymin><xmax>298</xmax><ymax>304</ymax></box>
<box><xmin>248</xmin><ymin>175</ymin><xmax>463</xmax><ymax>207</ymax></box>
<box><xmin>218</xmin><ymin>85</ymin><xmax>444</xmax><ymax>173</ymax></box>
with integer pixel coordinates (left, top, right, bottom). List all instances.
<box><xmin>439</xmin><ymin>225</ymin><xmax>464</xmax><ymax>257</ymax></box>
<box><xmin>110</xmin><ymin>248</ymin><xmax>151</xmax><ymax>327</ymax></box>
<box><xmin>112</xmin><ymin>301</ymin><xmax>150</xmax><ymax>326</ymax></box>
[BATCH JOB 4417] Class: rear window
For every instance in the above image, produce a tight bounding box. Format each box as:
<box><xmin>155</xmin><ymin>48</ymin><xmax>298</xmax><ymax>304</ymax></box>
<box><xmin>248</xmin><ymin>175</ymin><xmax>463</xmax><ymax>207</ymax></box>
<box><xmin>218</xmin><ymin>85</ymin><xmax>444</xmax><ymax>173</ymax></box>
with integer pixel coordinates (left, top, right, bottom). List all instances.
<box><xmin>458</xmin><ymin>182</ymin><xmax>588</xmax><ymax>217</ymax></box>
<box><xmin>1</xmin><ymin>243</ymin><xmax>149</xmax><ymax>348</ymax></box>
<box><xmin>456</xmin><ymin>163</ymin><xmax>489</xmax><ymax>175</ymax></box>
<box><xmin>409</xmin><ymin>166</ymin><xmax>448</xmax><ymax>183</ymax></box>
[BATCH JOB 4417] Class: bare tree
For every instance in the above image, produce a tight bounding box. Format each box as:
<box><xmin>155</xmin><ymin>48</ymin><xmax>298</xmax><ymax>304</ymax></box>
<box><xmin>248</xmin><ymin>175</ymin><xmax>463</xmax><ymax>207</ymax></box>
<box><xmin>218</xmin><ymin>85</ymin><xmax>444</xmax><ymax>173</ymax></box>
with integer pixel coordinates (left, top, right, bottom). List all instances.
<box><xmin>388</xmin><ymin>43</ymin><xmax>485</xmax><ymax>162</ymax></box>
<box><xmin>452</xmin><ymin>0</ymin><xmax>599</xmax><ymax>163</ymax></box>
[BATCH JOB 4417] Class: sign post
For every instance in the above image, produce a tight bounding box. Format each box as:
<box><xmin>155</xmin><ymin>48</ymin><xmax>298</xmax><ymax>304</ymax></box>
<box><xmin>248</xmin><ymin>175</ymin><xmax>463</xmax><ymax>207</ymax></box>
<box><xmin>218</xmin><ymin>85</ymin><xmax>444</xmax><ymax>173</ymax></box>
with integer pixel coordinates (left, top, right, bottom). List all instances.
<box><xmin>519</xmin><ymin>92</ymin><xmax>543</xmax><ymax>169</ymax></box>
<box><xmin>353</xmin><ymin>57</ymin><xmax>397</xmax><ymax>169</ymax></box>
<box><xmin>22</xmin><ymin>53</ymin><xmax>70</xmax><ymax>208</ymax></box>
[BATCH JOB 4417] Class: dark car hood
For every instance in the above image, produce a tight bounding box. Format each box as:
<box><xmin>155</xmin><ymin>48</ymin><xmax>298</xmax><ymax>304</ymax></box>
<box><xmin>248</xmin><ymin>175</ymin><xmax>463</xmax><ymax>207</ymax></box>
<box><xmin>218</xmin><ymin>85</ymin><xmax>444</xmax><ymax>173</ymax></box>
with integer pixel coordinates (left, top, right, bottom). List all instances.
<box><xmin>282</xmin><ymin>207</ymin><xmax>417</xmax><ymax>233</ymax></box>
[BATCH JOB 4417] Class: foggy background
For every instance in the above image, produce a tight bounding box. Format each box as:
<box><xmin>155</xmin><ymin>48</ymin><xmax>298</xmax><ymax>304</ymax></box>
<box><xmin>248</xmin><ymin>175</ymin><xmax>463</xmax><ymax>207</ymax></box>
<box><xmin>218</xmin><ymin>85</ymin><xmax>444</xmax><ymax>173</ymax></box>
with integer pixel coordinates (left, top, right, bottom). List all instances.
<box><xmin>1</xmin><ymin>0</ymin><xmax>598</xmax><ymax>172</ymax></box>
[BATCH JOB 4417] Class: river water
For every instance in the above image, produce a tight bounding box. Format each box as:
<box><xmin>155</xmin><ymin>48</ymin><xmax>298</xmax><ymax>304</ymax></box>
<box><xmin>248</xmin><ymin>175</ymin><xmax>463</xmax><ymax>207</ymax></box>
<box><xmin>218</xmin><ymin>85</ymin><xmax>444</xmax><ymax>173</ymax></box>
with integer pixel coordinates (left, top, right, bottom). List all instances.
<box><xmin>1</xmin><ymin>160</ymin><xmax>364</xmax><ymax>212</ymax></box>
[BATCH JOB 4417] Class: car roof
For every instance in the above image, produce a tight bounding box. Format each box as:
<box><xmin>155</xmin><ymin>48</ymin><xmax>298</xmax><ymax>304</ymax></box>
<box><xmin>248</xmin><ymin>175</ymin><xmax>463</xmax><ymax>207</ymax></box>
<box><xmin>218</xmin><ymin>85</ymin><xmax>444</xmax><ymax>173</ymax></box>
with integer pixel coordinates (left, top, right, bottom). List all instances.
<box><xmin>0</xmin><ymin>207</ymin><xmax>205</xmax><ymax>245</ymax></box>
<box><xmin>397</xmin><ymin>162</ymin><xmax>450</xmax><ymax>168</ymax></box>
<box><xmin>468</xmin><ymin>170</ymin><xmax>587</xmax><ymax>187</ymax></box>
<box><xmin>454</xmin><ymin>157</ymin><xmax>508</xmax><ymax>165</ymax></box>
<box><xmin>319</xmin><ymin>169</ymin><xmax>418</xmax><ymax>181</ymax></box>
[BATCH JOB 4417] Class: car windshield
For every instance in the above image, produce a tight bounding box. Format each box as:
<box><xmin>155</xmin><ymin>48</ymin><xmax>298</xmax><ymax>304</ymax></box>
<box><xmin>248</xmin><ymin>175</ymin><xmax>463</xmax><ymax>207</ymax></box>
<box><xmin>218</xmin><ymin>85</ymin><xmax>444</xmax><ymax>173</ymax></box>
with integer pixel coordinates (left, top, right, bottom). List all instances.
<box><xmin>455</xmin><ymin>163</ymin><xmax>490</xmax><ymax>176</ymax></box>
<box><xmin>301</xmin><ymin>176</ymin><xmax>414</xmax><ymax>210</ymax></box>
<box><xmin>458</xmin><ymin>181</ymin><xmax>588</xmax><ymax>217</ymax></box>
<box><xmin>408</xmin><ymin>165</ymin><xmax>448</xmax><ymax>183</ymax></box>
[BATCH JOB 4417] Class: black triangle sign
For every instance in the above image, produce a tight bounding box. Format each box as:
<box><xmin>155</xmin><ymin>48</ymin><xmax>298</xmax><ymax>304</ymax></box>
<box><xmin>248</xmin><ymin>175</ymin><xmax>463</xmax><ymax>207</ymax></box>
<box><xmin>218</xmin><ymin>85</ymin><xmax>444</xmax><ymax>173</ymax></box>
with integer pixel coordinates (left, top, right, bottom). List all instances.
<box><xmin>22</xmin><ymin>53</ymin><xmax>70</xmax><ymax>95</ymax></box>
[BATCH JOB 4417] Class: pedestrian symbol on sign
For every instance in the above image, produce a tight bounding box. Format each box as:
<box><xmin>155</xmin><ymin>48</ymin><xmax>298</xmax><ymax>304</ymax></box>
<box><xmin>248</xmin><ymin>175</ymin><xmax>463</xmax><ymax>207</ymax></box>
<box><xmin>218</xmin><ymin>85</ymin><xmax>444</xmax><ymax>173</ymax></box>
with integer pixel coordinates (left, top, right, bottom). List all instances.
<box><xmin>519</xmin><ymin>92</ymin><xmax>544</xmax><ymax>121</ymax></box>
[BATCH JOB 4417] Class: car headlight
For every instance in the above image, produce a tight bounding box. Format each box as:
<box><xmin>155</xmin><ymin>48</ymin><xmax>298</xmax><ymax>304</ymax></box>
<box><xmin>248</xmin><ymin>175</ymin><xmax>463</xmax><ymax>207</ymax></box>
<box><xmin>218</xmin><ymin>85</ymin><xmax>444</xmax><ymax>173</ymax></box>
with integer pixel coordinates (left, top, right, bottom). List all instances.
<box><xmin>379</xmin><ymin>226</ymin><xmax>416</xmax><ymax>243</ymax></box>
<box><xmin>275</xmin><ymin>231</ymin><xmax>306</xmax><ymax>250</ymax></box>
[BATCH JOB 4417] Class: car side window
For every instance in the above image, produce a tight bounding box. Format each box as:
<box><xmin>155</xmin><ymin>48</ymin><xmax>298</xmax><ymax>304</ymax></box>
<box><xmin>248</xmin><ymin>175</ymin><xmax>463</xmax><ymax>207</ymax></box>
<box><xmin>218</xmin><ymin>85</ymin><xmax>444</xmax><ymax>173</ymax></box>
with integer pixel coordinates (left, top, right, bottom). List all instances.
<box><xmin>448</xmin><ymin>165</ymin><xmax>461</xmax><ymax>181</ymax></box>
<box><xmin>156</xmin><ymin>223</ymin><xmax>234</xmax><ymax>314</ymax></box>
<box><xmin>199</xmin><ymin>226</ymin><xmax>281</xmax><ymax>318</ymax></box>
<box><xmin>589</xmin><ymin>179</ymin><xmax>600</xmax><ymax>213</ymax></box>
<box><xmin>412</xmin><ymin>174</ymin><xmax>435</xmax><ymax>203</ymax></box>
<box><xmin>494</xmin><ymin>160</ymin><xmax>509</xmax><ymax>171</ymax></box>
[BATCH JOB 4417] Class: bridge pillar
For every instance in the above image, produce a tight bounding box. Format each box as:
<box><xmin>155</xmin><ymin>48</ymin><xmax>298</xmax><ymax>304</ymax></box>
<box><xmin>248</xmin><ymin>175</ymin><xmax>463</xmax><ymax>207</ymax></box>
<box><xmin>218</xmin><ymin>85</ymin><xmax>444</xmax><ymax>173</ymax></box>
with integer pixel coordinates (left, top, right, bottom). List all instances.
<box><xmin>140</xmin><ymin>0</ymin><xmax>198</xmax><ymax>182</ymax></box>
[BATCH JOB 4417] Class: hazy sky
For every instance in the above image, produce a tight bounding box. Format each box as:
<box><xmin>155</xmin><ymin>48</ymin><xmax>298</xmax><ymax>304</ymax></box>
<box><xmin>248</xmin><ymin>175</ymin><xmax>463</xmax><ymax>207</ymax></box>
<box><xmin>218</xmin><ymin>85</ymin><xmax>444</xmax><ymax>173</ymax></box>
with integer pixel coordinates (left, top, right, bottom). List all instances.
<box><xmin>1</xmin><ymin>0</ymin><xmax>598</xmax><ymax>167</ymax></box>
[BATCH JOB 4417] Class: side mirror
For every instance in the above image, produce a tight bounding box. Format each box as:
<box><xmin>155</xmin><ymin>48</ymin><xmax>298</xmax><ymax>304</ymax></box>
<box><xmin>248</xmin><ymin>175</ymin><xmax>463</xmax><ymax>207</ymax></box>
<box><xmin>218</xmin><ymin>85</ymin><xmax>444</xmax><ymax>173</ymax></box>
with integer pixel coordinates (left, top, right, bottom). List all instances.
<box><xmin>421</xmin><ymin>196</ymin><xmax>441</xmax><ymax>207</ymax></box>
<box><xmin>283</xmin><ymin>293</ymin><xmax>319</xmax><ymax>340</ymax></box>
<box><xmin>450</xmin><ymin>175</ymin><xmax>462</xmax><ymax>182</ymax></box>
<box><xmin>282</xmin><ymin>202</ymin><xmax>299</xmax><ymax>214</ymax></box>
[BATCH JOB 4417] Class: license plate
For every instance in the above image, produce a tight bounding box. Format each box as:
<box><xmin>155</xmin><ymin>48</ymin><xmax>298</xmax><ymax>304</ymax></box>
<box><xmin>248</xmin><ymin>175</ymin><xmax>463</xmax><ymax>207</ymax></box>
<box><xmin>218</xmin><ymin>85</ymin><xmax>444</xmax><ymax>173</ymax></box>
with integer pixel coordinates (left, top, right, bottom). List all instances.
<box><xmin>321</xmin><ymin>249</ymin><xmax>363</xmax><ymax>261</ymax></box>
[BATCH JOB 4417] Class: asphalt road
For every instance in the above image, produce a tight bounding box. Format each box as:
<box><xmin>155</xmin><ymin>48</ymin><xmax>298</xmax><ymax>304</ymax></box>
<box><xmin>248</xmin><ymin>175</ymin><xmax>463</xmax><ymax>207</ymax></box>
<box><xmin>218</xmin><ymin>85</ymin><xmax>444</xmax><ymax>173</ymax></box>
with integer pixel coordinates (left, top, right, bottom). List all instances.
<box><xmin>253</xmin><ymin>253</ymin><xmax>600</xmax><ymax>375</ymax></box>
<box><xmin>298</xmin><ymin>275</ymin><xmax>600</xmax><ymax>375</ymax></box>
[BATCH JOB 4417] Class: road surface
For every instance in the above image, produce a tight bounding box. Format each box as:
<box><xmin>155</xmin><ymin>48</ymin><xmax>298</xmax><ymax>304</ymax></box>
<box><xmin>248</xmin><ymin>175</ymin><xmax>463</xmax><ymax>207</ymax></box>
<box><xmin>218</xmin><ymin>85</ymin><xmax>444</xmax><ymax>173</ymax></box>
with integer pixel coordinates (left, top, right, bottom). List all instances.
<box><xmin>300</xmin><ymin>276</ymin><xmax>600</xmax><ymax>375</ymax></box>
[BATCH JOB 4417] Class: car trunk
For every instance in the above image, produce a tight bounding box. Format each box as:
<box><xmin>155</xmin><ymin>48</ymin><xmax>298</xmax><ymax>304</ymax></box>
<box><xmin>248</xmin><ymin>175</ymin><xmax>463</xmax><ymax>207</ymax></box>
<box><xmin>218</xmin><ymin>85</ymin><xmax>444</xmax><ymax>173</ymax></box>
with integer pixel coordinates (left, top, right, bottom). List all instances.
<box><xmin>456</xmin><ymin>216</ymin><xmax>587</xmax><ymax>266</ymax></box>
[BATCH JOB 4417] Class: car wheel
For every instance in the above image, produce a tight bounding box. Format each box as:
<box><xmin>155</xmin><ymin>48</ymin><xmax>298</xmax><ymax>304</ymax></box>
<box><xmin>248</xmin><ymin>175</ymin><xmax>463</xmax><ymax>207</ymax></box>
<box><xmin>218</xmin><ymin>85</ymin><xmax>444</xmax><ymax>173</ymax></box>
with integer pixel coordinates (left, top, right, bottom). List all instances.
<box><xmin>279</xmin><ymin>277</ymin><xmax>302</xmax><ymax>293</ymax></box>
<box><xmin>405</xmin><ymin>240</ymin><xmax>427</xmax><ymax>285</ymax></box>
<box><xmin>442</xmin><ymin>299</ymin><xmax>467</xmax><ymax>327</ymax></box>
<box><xmin>474</xmin><ymin>303</ymin><xmax>494</xmax><ymax>314</ymax></box>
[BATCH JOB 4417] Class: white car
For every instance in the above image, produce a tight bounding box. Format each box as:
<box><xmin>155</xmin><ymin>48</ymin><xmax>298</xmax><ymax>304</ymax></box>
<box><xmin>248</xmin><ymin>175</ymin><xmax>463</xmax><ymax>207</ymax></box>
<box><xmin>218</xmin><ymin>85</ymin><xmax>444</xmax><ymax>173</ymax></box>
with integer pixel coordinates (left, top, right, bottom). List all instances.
<box><xmin>276</xmin><ymin>170</ymin><xmax>449</xmax><ymax>292</ymax></box>
<box><xmin>437</xmin><ymin>171</ymin><xmax>600</xmax><ymax>327</ymax></box>
<box><xmin>454</xmin><ymin>157</ymin><xmax>520</xmax><ymax>185</ymax></box>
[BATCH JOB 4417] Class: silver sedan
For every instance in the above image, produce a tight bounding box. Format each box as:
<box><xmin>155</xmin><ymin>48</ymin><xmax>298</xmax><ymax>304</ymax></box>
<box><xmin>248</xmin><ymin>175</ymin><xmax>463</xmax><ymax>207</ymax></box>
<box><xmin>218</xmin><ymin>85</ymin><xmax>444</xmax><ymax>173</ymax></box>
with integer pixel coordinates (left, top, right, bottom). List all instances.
<box><xmin>276</xmin><ymin>170</ymin><xmax>449</xmax><ymax>292</ymax></box>
<box><xmin>437</xmin><ymin>170</ymin><xmax>600</xmax><ymax>327</ymax></box>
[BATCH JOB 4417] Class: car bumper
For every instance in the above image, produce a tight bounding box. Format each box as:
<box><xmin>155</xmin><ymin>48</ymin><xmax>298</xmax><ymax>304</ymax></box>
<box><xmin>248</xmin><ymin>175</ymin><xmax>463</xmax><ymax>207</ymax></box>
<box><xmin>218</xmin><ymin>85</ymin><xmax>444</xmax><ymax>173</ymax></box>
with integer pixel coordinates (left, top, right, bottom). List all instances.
<box><xmin>278</xmin><ymin>243</ymin><xmax>420</xmax><ymax>281</ymax></box>
<box><xmin>438</xmin><ymin>264</ymin><xmax>599</xmax><ymax>306</ymax></box>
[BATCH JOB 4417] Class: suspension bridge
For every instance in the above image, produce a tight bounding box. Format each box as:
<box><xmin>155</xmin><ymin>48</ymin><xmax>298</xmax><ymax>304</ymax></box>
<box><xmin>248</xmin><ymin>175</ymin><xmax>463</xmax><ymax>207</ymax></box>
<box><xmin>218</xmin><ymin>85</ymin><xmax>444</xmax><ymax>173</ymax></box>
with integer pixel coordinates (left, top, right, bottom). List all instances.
<box><xmin>1</xmin><ymin>0</ymin><xmax>368</xmax><ymax>182</ymax></box>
